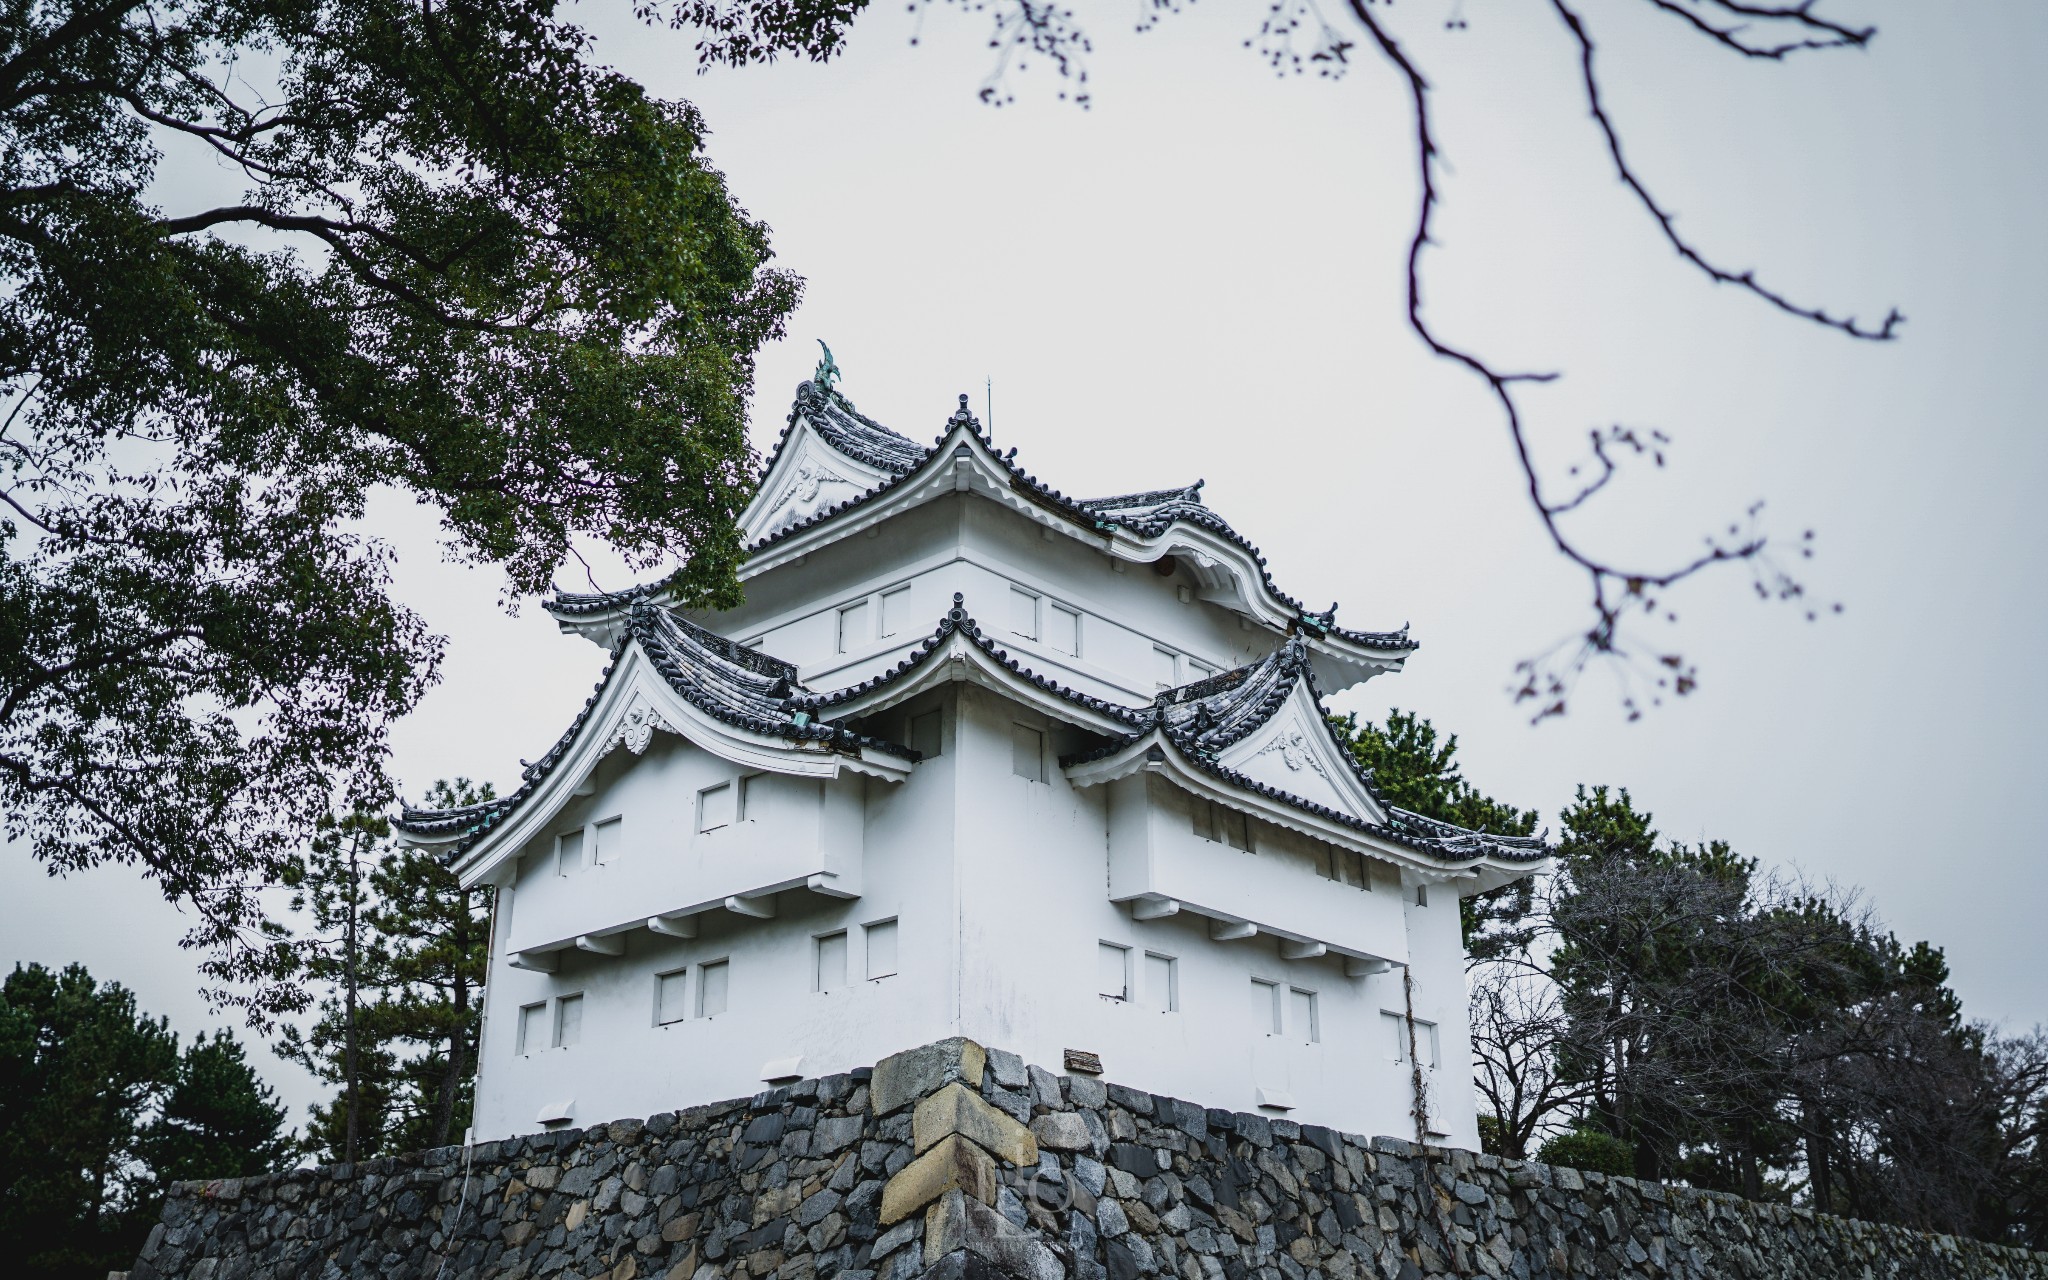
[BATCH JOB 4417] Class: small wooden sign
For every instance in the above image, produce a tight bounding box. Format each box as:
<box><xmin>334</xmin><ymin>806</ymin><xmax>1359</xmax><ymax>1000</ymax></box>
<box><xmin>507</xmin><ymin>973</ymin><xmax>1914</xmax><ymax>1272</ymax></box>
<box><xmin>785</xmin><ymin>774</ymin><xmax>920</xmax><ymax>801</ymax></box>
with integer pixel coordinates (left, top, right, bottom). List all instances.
<box><xmin>1063</xmin><ymin>1049</ymin><xmax>1104</xmax><ymax>1076</ymax></box>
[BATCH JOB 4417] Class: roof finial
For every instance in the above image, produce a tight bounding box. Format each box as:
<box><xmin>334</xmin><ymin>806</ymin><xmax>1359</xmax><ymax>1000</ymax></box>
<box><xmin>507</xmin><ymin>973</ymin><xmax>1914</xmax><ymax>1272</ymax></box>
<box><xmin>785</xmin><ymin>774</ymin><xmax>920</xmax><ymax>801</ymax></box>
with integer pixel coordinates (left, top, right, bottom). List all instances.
<box><xmin>813</xmin><ymin>339</ymin><xmax>842</xmax><ymax>393</ymax></box>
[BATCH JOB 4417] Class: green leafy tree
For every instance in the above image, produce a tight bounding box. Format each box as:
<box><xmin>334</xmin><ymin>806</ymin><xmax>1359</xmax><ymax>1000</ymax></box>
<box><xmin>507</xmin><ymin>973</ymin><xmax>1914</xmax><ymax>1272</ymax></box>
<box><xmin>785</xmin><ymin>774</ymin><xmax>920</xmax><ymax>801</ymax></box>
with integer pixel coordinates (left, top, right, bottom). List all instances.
<box><xmin>0</xmin><ymin>963</ymin><xmax>177</xmax><ymax>1279</ymax></box>
<box><xmin>135</xmin><ymin>1031</ymin><xmax>293</xmax><ymax>1191</ymax></box>
<box><xmin>359</xmin><ymin>778</ymin><xmax>494</xmax><ymax>1152</ymax></box>
<box><xmin>1332</xmin><ymin>709</ymin><xmax>1539</xmax><ymax>960</ymax></box>
<box><xmin>1</xmin><ymin>0</ymin><xmax>801</xmax><ymax>1008</ymax></box>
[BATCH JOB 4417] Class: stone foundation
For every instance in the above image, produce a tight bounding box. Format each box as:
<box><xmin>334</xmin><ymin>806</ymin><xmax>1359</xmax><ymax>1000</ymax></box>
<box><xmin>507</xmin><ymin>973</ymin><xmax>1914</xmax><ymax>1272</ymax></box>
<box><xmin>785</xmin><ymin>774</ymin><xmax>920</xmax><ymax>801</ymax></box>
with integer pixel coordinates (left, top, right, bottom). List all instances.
<box><xmin>126</xmin><ymin>1039</ymin><xmax>2048</xmax><ymax>1280</ymax></box>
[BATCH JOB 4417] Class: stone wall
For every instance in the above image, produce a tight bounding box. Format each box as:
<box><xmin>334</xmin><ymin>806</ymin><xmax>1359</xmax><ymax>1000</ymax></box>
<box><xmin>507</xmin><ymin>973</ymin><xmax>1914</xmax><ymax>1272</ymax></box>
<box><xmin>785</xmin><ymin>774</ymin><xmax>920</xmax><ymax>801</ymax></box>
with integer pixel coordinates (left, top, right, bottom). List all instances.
<box><xmin>126</xmin><ymin>1039</ymin><xmax>2048</xmax><ymax>1280</ymax></box>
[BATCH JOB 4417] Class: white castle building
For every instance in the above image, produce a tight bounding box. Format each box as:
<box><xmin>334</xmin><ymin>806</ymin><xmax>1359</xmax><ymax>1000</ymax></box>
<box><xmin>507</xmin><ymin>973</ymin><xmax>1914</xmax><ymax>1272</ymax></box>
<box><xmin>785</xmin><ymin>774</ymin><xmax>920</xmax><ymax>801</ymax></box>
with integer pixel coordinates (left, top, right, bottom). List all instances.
<box><xmin>396</xmin><ymin>367</ymin><xmax>1546</xmax><ymax>1147</ymax></box>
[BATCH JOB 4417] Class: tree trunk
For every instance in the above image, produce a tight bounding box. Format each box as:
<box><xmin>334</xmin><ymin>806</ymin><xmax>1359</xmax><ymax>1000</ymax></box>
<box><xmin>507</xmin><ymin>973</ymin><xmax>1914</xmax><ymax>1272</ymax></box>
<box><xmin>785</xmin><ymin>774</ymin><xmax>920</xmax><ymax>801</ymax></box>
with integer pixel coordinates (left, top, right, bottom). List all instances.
<box><xmin>343</xmin><ymin>833</ymin><xmax>361</xmax><ymax>1164</ymax></box>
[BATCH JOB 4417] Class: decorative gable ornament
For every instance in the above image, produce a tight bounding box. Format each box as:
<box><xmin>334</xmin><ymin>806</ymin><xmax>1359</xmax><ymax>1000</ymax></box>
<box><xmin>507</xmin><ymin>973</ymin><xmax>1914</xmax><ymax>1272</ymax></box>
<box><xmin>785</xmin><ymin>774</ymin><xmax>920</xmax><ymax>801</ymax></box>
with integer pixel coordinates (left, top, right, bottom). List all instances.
<box><xmin>609</xmin><ymin>695</ymin><xmax>674</xmax><ymax>757</ymax></box>
<box><xmin>1251</xmin><ymin>726</ymin><xmax>1330</xmax><ymax>779</ymax></box>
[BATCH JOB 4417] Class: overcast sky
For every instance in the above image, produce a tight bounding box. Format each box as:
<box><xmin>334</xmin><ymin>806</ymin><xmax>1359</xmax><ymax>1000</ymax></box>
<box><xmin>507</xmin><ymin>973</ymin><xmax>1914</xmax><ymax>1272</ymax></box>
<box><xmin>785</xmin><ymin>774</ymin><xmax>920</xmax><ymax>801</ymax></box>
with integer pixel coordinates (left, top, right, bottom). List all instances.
<box><xmin>7</xmin><ymin>0</ymin><xmax>2042</xmax><ymax>1125</ymax></box>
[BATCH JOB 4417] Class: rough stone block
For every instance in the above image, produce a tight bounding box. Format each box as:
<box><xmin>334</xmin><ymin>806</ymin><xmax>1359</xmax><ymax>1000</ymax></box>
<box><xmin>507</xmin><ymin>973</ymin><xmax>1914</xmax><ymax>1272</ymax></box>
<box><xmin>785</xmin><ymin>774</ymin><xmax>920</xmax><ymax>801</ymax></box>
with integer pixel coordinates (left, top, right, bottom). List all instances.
<box><xmin>881</xmin><ymin>1135</ymin><xmax>999</xmax><ymax>1226</ymax></box>
<box><xmin>1028</xmin><ymin>1112</ymin><xmax>1092</xmax><ymax>1154</ymax></box>
<box><xmin>871</xmin><ymin>1039</ymin><xmax>988</xmax><ymax>1117</ymax></box>
<box><xmin>923</xmin><ymin>1189</ymin><xmax>1064</xmax><ymax>1280</ymax></box>
<box><xmin>915</xmin><ymin>1083</ymin><xmax>1039</xmax><ymax>1167</ymax></box>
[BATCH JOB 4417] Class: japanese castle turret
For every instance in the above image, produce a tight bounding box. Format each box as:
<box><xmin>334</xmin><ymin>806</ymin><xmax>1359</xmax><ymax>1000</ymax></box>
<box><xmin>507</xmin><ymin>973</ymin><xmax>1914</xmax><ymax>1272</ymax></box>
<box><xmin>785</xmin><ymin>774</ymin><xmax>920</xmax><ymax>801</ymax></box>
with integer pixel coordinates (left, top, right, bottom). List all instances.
<box><xmin>395</xmin><ymin>370</ymin><xmax>1548</xmax><ymax>1147</ymax></box>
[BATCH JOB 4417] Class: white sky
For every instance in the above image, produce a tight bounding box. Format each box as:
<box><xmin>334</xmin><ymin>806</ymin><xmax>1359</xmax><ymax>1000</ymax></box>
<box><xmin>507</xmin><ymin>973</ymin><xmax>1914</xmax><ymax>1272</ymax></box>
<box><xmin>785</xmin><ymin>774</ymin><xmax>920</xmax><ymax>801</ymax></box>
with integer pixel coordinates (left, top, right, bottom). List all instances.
<box><xmin>6</xmin><ymin>0</ymin><xmax>2043</xmax><ymax>1124</ymax></box>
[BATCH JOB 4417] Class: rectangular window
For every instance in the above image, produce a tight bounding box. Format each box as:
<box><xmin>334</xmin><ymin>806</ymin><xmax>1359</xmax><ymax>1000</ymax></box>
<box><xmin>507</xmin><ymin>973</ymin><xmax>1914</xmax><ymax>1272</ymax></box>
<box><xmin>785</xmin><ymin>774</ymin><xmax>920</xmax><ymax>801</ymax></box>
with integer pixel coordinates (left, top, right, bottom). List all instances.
<box><xmin>1143</xmin><ymin>952</ymin><xmax>1178</xmax><ymax>1013</ymax></box>
<box><xmin>1289</xmin><ymin>987</ymin><xmax>1319</xmax><ymax>1045</ymax></box>
<box><xmin>1151</xmin><ymin>646</ymin><xmax>1179</xmax><ymax>690</ymax></box>
<box><xmin>909</xmin><ymin>709</ymin><xmax>942</xmax><ymax>759</ymax></box>
<box><xmin>1191</xmin><ymin>799</ymin><xmax>1216</xmax><ymax>843</ymax></box>
<box><xmin>556</xmin><ymin>828</ymin><xmax>584</xmax><ymax>876</ymax></box>
<box><xmin>1098</xmin><ymin>942</ymin><xmax>1131</xmax><ymax>1001</ymax></box>
<box><xmin>1252</xmin><ymin>978</ymin><xmax>1283</xmax><ymax>1035</ymax></box>
<box><xmin>1186</xmin><ymin>658</ymin><xmax>1218</xmax><ymax>681</ymax></box>
<box><xmin>865</xmin><ymin>919</ymin><xmax>899</xmax><ymax>980</ymax></box>
<box><xmin>698</xmin><ymin>781</ymin><xmax>734</xmax><ymax>833</ymax></box>
<box><xmin>519</xmin><ymin>1001</ymin><xmax>548</xmax><ymax>1054</ymax></box>
<box><xmin>592</xmin><ymin>815</ymin><xmax>623</xmax><ymax>865</ymax></box>
<box><xmin>697</xmin><ymin>959</ymin><xmax>729</xmax><ymax>1018</ymax></box>
<box><xmin>1011</xmin><ymin>724</ymin><xmax>1045</xmax><ymax>783</ymax></box>
<box><xmin>553</xmin><ymin>993</ymin><xmax>583</xmax><ymax>1049</ymax></box>
<box><xmin>1384</xmin><ymin>1012</ymin><xmax>1438</xmax><ymax>1065</ymax></box>
<box><xmin>836</xmin><ymin>599</ymin><xmax>870</xmax><ymax>654</ymax></box>
<box><xmin>879</xmin><ymin>585</ymin><xmax>912</xmax><ymax>638</ymax></box>
<box><xmin>814</xmin><ymin>931</ymin><xmax>848</xmax><ymax>993</ymax></box>
<box><xmin>1415</xmin><ymin>885</ymin><xmax>1429</xmax><ymax>908</ymax></box>
<box><xmin>655</xmin><ymin>969</ymin><xmax>689</xmax><ymax>1026</ymax></box>
<box><xmin>1048</xmin><ymin>604</ymin><xmax>1081</xmax><ymax>657</ymax></box>
<box><xmin>1009</xmin><ymin>585</ymin><xmax>1040</xmax><ymax>639</ymax></box>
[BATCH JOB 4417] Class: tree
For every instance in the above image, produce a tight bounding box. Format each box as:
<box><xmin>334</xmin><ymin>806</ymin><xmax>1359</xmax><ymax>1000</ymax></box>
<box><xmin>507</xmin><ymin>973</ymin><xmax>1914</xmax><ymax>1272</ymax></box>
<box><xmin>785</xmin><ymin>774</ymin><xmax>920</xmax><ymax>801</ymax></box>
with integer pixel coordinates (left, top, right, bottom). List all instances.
<box><xmin>2</xmin><ymin>0</ymin><xmax>801</xmax><ymax>1004</ymax></box>
<box><xmin>358</xmin><ymin>778</ymin><xmax>494</xmax><ymax>1152</ymax></box>
<box><xmin>272</xmin><ymin>811</ymin><xmax>384</xmax><ymax>1162</ymax></box>
<box><xmin>1332</xmin><ymin>709</ymin><xmax>1538</xmax><ymax>961</ymax></box>
<box><xmin>270</xmin><ymin>781</ymin><xmax>493</xmax><ymax>1161</ymax></box>
<box><xmin>0</xmin><ymin>962</ymin><xmax>177</xmax><ymax>1279</ymax></box>
<box><xmin>135</xmin><ymin>1031</ymin><xmax>292</xmax><ymax>1192</ymax></box>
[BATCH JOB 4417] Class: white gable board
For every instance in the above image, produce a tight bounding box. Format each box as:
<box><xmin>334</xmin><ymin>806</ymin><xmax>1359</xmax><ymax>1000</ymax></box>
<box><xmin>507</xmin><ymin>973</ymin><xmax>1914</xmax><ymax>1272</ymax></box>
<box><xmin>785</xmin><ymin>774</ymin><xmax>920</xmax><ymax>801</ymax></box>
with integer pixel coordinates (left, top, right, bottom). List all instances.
<box><xmin>739</xmin><ymin>421</ymin><xmax>892</xmax><ymax>546</ymax></box>
<box><xmin>1215</xmin><ymin>684</ymin><xmax>1386</xmax><ymax>826</ymax></box>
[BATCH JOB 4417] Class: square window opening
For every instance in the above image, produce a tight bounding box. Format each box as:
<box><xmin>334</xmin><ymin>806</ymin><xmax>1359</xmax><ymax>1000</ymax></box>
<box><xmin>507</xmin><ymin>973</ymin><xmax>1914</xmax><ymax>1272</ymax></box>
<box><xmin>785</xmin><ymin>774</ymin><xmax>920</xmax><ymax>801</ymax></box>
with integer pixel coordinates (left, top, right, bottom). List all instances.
<box><xmin>1252</xmin><ymin>978</ymin><xmax>1283</xmax><ymax>1035</ymax></box>
<box><xmin>655</xmin><ymin>970</ymin><xmax>689</xmax><ymax>1026</ymax></box>
<box><xmin>1098</xmin><ymin>942</ymin><xmax>1131</xmax><ymax>1001</ymax></box>
<box><xmin>1012</xmin><ymin>724</ymin><xmax>1045</xmax><ymax>783</ymax></box>
<box><xmin>1144</xmin><ymin>952</ymin><xmax>1179</xmax><ymax>1013</ymax></box>
<box><xmin>836</xmin><ymin>600</ymin><xmax>871</xmax><ymax>654</ymax></box>
<box><xmin>518</xmin><ymin>1001</ymin><xmax>548</xmax><ymax>1054</ymax></box>
<box><xmin>1151</xmin><ymin>646</ymin><xmax>1179</xmax><ymax>691</ymax></box>
<box><xmin>1049</xmin><ymin>604</ymin><xmax>1081</xmax><ymax>657</ymax></box>
<box><xmin>553</xmin><ymin>993</ymin><xmax>583</xmax><ymax>1049</ymax></box>
<box><xmin>592</xmin><ymin>815</ymin><xmax>623</xmax><ymax>865</ymax></box>
<box><xmin>865</xmin><ymin>918</ymin><xmax>899</xmax><ymax>980</ymax></box>
<box><xmin>698</xmin><ymin>781</ymin><xmax>734</xmax><ymax>833</ymax></box>
<box><xmin>697</xmin><ymin>959</ymin><xmax>729</xmax><ymax>1018</ymax></box>
<box><xmin>815</xmin><ymin>930</ymin><xmax>848</xmax><ymax>993</ymax></box>
<box><xmin>1009</xmin><ymin>586</ymin><xmax>1040</xmax><ymax>639</ymax></box>
<box><xmin>879</xmin><ymin>585</ymin><xmax>912</xmax><ymax>638</ymax></box>
<box><xmin>1289</xmin><ymin>987</ymin><xmax>1319</xmax><ymax>1045</ymax></box>
<box><xmin>556</xmin><ymin>828</ymin><xmax>584</xmax><ymax>877</ymax></box>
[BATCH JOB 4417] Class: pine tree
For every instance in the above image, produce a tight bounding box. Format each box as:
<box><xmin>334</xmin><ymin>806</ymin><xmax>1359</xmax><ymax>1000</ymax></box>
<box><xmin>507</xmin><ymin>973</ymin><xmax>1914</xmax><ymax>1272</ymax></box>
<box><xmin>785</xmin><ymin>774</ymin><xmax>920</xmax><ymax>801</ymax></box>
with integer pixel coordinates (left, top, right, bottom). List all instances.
<box><xmin>136</xmin><ymin>1032</ymin><xmax>292</xmax><ymax>1191</ymax></box>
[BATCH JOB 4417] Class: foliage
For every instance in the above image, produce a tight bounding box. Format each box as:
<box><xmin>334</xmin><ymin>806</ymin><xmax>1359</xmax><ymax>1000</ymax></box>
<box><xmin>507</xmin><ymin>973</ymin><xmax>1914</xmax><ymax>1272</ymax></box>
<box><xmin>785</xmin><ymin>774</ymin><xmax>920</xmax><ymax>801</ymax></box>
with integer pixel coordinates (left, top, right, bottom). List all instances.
<box><xmin>1331</xmin><ymin>709</ymin><xmax>1538</xmax><ymax>961</ymax></box>
<box><xmin>1</xmin><ymin>0</ymin><xmax>801</xmax><ymax>1004</ymax></box>
<box><xmin>1536</xmin><ymin>1124</ymin><xmax>1635</xmax><ymax>1177</ymax></box>
<box><xmin>269</xmin><ymin>781</ymin><xmax>493</xmax><ymax>1162</ymax></box>
<box><xmin>0</xmin><ymin>963</ymin><xmax>285</xmax><ymax>1280</ymax></box>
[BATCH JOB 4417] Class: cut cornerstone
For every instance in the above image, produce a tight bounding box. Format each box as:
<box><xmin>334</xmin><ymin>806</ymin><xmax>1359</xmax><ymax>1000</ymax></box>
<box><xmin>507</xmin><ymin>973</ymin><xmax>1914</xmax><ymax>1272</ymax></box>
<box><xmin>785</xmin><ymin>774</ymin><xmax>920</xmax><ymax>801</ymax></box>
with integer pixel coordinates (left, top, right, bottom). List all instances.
<box><xmin>124</xmin><ymin>1041</ymin><xmax>2048</xmax><ymax>1280</ymax></box>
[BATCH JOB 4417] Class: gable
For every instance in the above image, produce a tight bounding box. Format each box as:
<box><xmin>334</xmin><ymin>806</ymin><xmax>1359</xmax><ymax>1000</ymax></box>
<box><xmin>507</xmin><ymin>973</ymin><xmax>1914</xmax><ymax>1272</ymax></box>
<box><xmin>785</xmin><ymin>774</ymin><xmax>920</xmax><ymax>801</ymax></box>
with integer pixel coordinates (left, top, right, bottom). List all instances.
<box><xmin>1214</xmin><ymin>684</ymin><xmax>1386</xmax><ymax>826</ymax></box>
<box><xmin>739</xmin><ymin>423</ymin><xmax>893</xmax><ymax>546</ymax></box>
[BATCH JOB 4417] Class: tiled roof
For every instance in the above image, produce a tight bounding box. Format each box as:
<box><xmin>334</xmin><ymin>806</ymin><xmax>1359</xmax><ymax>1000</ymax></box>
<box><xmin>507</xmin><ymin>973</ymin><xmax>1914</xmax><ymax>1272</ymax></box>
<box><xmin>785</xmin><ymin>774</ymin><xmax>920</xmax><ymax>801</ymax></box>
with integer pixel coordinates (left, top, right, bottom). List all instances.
<box><xmin>393</xmin><ymin>602</ymin><xmax>914</xmax><ymax>862</ymax></box>
<box><xmin>1064</xmin><ymin>639</ymin><xmax>1547</xmax><ymax>866</ymax></box>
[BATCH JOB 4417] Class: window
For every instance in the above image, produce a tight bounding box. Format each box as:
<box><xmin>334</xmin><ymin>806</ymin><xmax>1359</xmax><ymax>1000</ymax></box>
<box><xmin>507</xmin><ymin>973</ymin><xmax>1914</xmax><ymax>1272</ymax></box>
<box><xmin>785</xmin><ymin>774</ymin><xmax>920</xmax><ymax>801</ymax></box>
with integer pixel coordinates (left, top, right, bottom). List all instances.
<box><xmin>519</xmin><ymin>1001</ymin><xmax>549</xmax><ymax>1054</ymax></box>
<box><xmin>556</xmin><ymin>828</ymin><xmax>584</xmax><ymax>876</ymax></box>
<box><xmin>1252</xmin><ymin>978</ymin><xmax>1283</xmax><ymax>1035</ymax></box>
<box><xmin>909</xmin><ymin>709</ymin><xmax>942</xmax><ymax>759</ymax></box>
<box><xmin>1048</xmin><ymin>604</ymin><xmax>1081</xmax><ymax>657</ymax></box>
<box><xmin>1192</xmin><ymin>799</ymin><xmax>1251</xmax><ymax>852</ymax></box>
<box><xmin>879</xmin><ymin>585</ymin><xmax>912</xmax><ymax>638</ymax></box>
<box><xmin>1186</xmin><ymin>658</ymin><xmax>1217</xmax><ymax>681</ymax></box>
<box><xmin>698</xmin><ymin>781</ymin><xmax>735</xmax><ymax>833</ymax></box>
<box><xmin>1009</xmin><ymin>586</ymin><xmax>1040</xmax><ymax>639</ymax></box>
<box><xmin>1151</xmin><ymin>646</ymin><xmax>1179</xmax><ymax>690</ymax></box>
<box><xmin>814</xmin><ymin>931</ymin><xmax>848</xmax><ymax>992</ymax></box>
<box><xmin>1011</xmin><ymin>724</ymin><xmax>1045</xmax><ymax>783</ymax></box>
<box><xmin>1098</xmin><ymin>942</ymin><xmax>1131</xmax><ymax>1001</ymax></box>
<box><xmin>655</xmin><ymin>969</ymin><xmax>689</xmax><ymax>1026</ymax></box>
<box><xmin>592</xmin><ymin>815</ymin><xmax>623</xmax><ymax>865</ymax></box>
<box><xmin>836</xmin><ymin>599</ymin><xmax>870</xmax><ymax>654</ymax></box>
<box><xmin>1289</xmin><ymin>987</ymin><xmax>1319</xmax><ymax>1045</ymax></box>
<box><xmin>1382</xmin><ymin>1011</ymin><xmax>1406</xmax><ymax>1061</ymax></box>
<box><xmin>697</xmin><ymin>959</ymin><xmax>729</xmax><ymax>1018</ymax></box>
<box><xmin>1415</xmin><ymin>885</ymin><xmax>1429</xmax><ymax>908</ymax></box>
<box><xmin>865</xmin><ymin>919</ymin><xmax>899</xmax><ymax>980</ymax></box>
<box><xmin>1385</xmin><ymin>1012</ymin><xmax>1439</xmax><ymax>1067</ymax></box>
<box><xmin>864</xmin><ymin>917</ymin><xmax>897</xmax><ymax>978</ymax></box>
<box><xmin>553</xmin><ymin>993</ymin><xmax>583</xmax><ymax>1049</ymax></box>
<box><xmin>1144</xmin><ymin>952</ymin><xmax>1178</xmax><ymax>1013</ymax></box>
